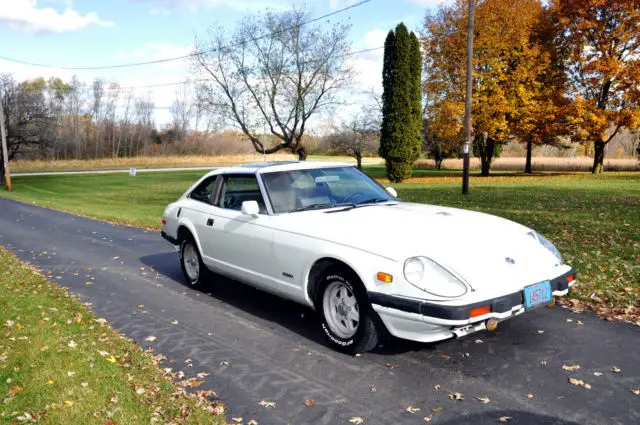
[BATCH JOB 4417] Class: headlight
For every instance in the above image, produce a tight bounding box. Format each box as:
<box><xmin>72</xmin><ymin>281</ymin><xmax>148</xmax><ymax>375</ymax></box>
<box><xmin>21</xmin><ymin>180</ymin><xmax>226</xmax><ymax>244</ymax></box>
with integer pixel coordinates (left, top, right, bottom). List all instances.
<box><xmin>403</xmin><ymin>257</ymin><xmax>468</xmax><ymax>298</ymax></box>
<box><xmin>529</xmin><ymin>231</ymin><xmax>563</xmax><ymax>264</ymax></box>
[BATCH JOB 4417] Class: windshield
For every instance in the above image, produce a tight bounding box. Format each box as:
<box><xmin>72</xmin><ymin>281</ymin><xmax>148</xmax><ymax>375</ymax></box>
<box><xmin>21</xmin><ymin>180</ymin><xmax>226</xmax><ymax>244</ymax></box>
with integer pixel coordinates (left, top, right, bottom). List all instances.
<box><xmin>261</xmin><ymin>166</ymin><xmax>393</xmax><ymax>213</ymax></box>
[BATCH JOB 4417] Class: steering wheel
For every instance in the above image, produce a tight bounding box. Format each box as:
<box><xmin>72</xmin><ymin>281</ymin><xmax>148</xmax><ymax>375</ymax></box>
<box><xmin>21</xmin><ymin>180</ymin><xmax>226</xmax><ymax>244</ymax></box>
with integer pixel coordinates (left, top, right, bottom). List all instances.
<box><xmin>342</xmin><ymin>191</ymin><xmax>366</xmax><ymax>204</ymax></box>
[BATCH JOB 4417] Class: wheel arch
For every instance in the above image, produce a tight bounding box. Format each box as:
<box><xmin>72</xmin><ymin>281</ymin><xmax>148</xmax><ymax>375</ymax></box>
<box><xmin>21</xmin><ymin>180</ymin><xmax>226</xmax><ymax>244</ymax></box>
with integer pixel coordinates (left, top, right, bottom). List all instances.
<box><xmin>176</xmin><ymin>221</ymin><xmax>205</xmax><ymax>256</ymax></box>
<box><xmin>305</xmin><ymin>257</ymin><xmax>364</xmax><ymax>307</ymax></box>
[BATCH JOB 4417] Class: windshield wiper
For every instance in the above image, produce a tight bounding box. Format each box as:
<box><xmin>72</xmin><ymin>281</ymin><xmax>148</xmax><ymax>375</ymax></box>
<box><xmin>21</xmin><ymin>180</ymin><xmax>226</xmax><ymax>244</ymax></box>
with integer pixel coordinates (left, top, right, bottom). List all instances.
<box><xmin>356</xmin><ymin>197</ymin><xmax>391</xmax><ymax>205</ymax></box>
<box><xmin>289</xmin><ymin>203</ymin><xmax>336</xmax><ymax>212</ymax></box>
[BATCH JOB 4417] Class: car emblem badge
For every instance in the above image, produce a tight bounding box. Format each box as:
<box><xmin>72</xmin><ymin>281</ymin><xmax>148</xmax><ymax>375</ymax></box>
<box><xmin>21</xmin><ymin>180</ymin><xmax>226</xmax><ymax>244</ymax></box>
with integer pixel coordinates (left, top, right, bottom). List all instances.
<box><xmin>505</xmin><ymin>257</ymin><xmax>515</xmax><ymax>264</ymax></box>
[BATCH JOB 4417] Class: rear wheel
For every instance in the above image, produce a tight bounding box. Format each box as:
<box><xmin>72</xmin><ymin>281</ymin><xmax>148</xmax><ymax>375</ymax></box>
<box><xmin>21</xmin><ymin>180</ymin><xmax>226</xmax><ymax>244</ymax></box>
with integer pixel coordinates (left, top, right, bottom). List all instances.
<box><xmin>315</xmin><ymin>266</ymin><xmax>380</xmax><ymax>354</ymax></box>
<box><xmin>180</xmin><ymin>237</ymin><xmax>210</xmax><ymax>289</ymax></box>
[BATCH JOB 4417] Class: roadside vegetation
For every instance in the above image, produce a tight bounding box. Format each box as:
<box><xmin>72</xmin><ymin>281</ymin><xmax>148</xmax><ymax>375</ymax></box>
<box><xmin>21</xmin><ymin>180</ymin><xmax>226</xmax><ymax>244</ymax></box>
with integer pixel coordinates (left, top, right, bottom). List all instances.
<box><xmin>1</xmin><ymin>167</ymin><xmax>637</xmax><ymax>325</ymax></box>
<box><xmin>0</xmin><ymin>247</ymin><xmax>226</xmax><ymax>425</ymax></box>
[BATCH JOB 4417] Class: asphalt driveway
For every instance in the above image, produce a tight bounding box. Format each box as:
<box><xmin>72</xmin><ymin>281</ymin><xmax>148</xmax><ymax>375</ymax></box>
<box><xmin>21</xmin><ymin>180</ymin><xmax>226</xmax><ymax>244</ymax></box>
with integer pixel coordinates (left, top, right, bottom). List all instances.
<box><xmin>0</xmin><ymin>197</ymin><xmax>638</xmax><ymax>425</ymax></box>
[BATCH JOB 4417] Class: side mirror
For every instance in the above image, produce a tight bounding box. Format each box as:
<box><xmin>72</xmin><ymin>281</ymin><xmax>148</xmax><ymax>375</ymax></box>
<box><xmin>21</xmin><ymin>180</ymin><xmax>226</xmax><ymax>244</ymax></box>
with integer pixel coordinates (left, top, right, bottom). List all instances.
<box><xmin>241</xmin><ymin>200</ymin><xmax>260</xmax><ymax>217</ymax></box>
<box><xmin>385</xmin><ymin>187</ymin><xmax>398</xmax><ymax>198</ymax></box>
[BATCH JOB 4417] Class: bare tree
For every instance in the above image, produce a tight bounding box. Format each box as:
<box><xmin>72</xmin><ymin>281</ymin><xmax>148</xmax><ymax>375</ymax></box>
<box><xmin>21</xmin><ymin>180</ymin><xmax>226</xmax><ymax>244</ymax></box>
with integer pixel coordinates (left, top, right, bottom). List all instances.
<box><xmin>329</xmin><ymin>107</ymin><xmax>379</xmax><ymax>169</ymax></box>
<box><xmin>65</xmin><ymin>76</ymin><xmax>86</xmax><ymax>158</ymax></box>
<box><xmin>91</xmin><ymin>78</ymin><xmax>105</xmax><ymax>158</ymax></box>
<box><xmin>193</xmin><ymin>6</ymin><xmax>353</xmax><ymax>160</ymax></box>
<box><xmin>170</xmin><ymin>85</ymin><xmax>193</xmax><ymax>140</ymax></box>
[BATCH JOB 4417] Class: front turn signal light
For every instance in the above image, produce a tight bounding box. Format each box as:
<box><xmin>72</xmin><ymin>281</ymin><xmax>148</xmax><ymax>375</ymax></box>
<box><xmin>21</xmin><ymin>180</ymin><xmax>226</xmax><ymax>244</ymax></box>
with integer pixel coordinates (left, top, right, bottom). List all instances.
<box><xmin>377</xmin><ymin>272</ymin><xmax>393</xmax><ymax>283</ymax></box>
<box><xmin>566</xmin><ymin>274</ymin><xmax>575</xmax><ymax>283</ymax></box>
<box><xmin>470</xmin><ymin>305</ymin><xmax>490</xmax><ymax>318</ymax></box>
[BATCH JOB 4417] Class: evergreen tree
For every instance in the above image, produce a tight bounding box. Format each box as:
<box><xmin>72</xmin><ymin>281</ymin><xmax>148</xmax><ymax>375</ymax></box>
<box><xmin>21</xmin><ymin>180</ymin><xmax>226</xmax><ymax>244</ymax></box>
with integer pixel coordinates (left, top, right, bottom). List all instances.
<box><xmin>379</xmin><ymin>23</ymin><xmax>422</xmax><ymax>182</ymax></box>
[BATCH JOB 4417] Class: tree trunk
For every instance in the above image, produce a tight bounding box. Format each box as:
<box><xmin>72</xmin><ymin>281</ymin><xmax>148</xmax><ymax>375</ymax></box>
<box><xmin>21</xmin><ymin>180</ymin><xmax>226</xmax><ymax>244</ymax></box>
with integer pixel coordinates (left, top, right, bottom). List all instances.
<box><xmin>436</xmin><ymin>158</ymin><xmax>443</xmax><ymax>170</ymax></box>
<box><xmin>0</xmin><ymin>155</ymin><xmax>5</xmax><ymax>187</ymax></box>
<box><xmin>356</xmin><ymin>152</ymin><xmax>362</xmax><ymax>170</ymax></box>
<box><xmin>480</xmin><ymin>138</ymin><xmax>495</xmax><ymax>176</ymax></box>
<box><xmin>296</xmin><ymin>146</ymin><xmax>307</xmax><ymax>161</ymax></box>
<box><xmin>525</xmin><ymin>141</ymin><xmax>533</xmax><ymax>174</ymax></box>
<box><xmin>592</xmin><ymin>141</ymin><xmax>605</xmax><ymax>174</ymax></box>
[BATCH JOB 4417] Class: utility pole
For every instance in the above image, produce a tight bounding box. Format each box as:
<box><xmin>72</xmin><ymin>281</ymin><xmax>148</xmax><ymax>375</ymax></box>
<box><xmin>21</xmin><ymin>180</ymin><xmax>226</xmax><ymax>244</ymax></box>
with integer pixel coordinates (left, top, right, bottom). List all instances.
<box><xmin>0</xmin><ymin>100</ymin><xmax>11</xmax><ymax>192</ymax></box>
<box><xmin>462</xmin><ymin>0</ymin><xmax>475</xmax><ymax>195</ymax></box>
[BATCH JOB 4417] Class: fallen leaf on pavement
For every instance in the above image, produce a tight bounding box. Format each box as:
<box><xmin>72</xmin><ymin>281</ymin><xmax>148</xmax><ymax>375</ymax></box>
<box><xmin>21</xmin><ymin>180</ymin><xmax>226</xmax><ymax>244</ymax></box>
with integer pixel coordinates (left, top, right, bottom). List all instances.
<box><xmin>498</xmin><ymin>417</ymin><xmax>512</xmax><ymax>422</ymax></box>
<box><xmin>537</xmin><ymin>330</ymin><xmax>545</xmax><ymax>334</ymax></box>
<box><xmin>354</xmin><ymin>353</ymin><xmax>362</xmax><ymax>358</ymax></box>
<box><xmin>219</xmin><ymin>361</ymin><xmax>230</xmax><ymax>366</ymax></box>
<box><xmin>527</xmin><ymin>394</ymin><xmax>534</xmax><ymax>399</ymax></box>
<box><xmin>433</xmin><ymin>384</ymin><xmax>441</xmax><ymax>390</ymax></box>
<box><xmin>349</xmin><ymin>417</ymin><xmax>364</xmax><ymax>424</ymax></box>
<box><xmin>370</xmin><ymin>386</ymin><xmax>376</xmax><ymax>392</ymax></box>
<box><xmin>137</xmin><ymin>305</ymin><xmax>144</xmax><ymax>309</ymax></box>
<box><xmin>406</xmin><ymin>406</ymin><xmax>420</xmax><ymax>413</ymax></box>
<box><xmin>171</xmin><ymin>320</ymin><xmax>179</xmax><ymax>325</ymax></box>
<box><xmin>569</xmin><ymin>377</ymin><xmax>584</xmax><ymax>386</ymax></box>
<box><xmin>431</xmin><ymin>407</ymin><xmax>443</xmax><ymax>413</ymax></box>
<box><xmin>304</xmin><ymin>399</ymin><xmax>316</xmax><ymax>407</ymax></box>
<box><xmin>449</xmin><ymin>392</ymin><xmax>464</xmax><ymax>401</ymax></box>
<box><xmin>384</xmin><ymin>363</ymin><xmax>397</xmax><ymax>369</ymax></box>
<box><xmin>196</xmin><ymin>372</ymin><xmax>209</xmax><ymax>379</ymax></box>
<box><xmin>424</xmin><ymin>416</ymin><xmax>432</xmax><ymax>422</ymax></box>
<box><xmin>611</xmin><ymin>366</ymin><xmax>621</xmax><ymax>373</ymax></box>
<box><xmin>577</xmin><ymin>320</ymin><xmax>584</xmax><ymax>325</ymax></box>
<box><xmin>258</xmin><ymin>400</ymin><xmax>276</xmax><ymax>408</ymax></box>
<box><xmin>248</xmin><ymin>420</ymin><xmax>258</xmax><ymax>425</ymax></box>
<box><xmin>562</xmin><ymin>364</ymin><xmax>580</xmax><ymax>371</ymax></box>
<box><xmin>231</xmin><ymin>417</ymin><xmax>243</xmax><ymax>423</ymax></box>
<box><xmin>144</xmin><ymin>336</ymin><xmax>156</xmax><ymax>342</ymax></box>
<box><xmin>631</xmin><ymin>389</ymin><xmax>639</xmax><ymax>396</ymax></box>
<box><xmin>475</xmin><ymin>396</ymin><xmax>490</xmax><ymax>404</ymax></box>
<box><xmin>593</xmin><ymin>372</ymin><xmax>603</xmax><ymax>376</ymax></box>
<box><xmin>474</xmin><ymin>339</ymin><xmax>483</xmax><ymax>344</ymax></box>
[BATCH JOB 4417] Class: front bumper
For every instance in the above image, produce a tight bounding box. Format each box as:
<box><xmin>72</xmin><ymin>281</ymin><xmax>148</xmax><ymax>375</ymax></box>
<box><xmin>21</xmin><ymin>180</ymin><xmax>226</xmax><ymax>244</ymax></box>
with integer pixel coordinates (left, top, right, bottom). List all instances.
<box><xmin>369</xmin><ymin>268</ymin><xmax>577</xmax><ymax>343</ymax></box>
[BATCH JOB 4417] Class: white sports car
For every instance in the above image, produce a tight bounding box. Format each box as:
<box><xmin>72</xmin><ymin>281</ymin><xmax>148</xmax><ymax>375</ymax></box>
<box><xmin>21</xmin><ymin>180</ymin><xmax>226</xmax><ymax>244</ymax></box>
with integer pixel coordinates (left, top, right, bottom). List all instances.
<box><xmin>161</xmin><ymin>161</ymin><xmax>577</xmax><ymax>353</ymax></box>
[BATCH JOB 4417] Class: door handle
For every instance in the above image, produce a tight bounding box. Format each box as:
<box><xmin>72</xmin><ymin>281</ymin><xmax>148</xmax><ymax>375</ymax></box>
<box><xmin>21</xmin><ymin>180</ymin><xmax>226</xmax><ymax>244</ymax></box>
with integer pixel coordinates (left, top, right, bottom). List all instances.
<box><xmin>206</xmin><ymin>218</ymin><xmax>214</xmax><ymax>226</ymax></box>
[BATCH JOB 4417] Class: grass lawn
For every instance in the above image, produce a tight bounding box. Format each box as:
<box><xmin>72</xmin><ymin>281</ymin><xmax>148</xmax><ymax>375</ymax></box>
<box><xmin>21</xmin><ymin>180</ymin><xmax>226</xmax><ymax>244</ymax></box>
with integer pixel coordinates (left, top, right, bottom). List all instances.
<box><xmin>0</xmin><ymin>247</ymin><xmax>226</xmax><ymax>425</ymax></box>
<box><xmin>1</xmin><ymin>167</ymin><xmax>638</xmax><ymax>323</ymax></box>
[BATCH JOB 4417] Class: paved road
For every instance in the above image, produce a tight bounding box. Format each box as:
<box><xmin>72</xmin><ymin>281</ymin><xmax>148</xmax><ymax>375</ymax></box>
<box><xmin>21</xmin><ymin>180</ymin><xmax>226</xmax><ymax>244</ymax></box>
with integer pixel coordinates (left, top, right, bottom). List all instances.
<box><xmin>0</xmin><ymin>197</ymin><xmax>638</xmax><ymax>425</ymax></box>
<box><xmin>13</xmin><ymin>166</ymin><xmax>219</xmax><ymax>177</ymax></box>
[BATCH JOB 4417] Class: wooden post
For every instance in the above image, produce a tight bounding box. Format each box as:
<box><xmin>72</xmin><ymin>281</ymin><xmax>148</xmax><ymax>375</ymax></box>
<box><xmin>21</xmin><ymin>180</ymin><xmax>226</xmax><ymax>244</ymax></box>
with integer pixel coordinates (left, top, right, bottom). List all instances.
<box><xmin>0</xmin><ymin>100</ymin><xmax>12</xmax><ymax>192</ymax></box>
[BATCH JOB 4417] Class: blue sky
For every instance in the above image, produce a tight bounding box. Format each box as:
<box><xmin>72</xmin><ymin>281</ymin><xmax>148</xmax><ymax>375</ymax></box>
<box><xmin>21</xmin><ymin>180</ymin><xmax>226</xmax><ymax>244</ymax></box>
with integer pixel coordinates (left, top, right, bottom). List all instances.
<box><xmin>0</xmin><ymin>0</ymin><xmax>446</xmax><ymax>127</ymax></box>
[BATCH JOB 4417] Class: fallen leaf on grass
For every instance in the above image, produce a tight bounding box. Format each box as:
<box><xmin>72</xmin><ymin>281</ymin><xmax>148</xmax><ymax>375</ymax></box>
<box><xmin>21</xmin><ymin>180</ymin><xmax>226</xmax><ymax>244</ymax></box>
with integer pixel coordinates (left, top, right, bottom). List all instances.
<box><xmin>349</xmin><ymin>417</ymin><xmax>364</xmax><ymax>424</ymax></box>
<box><xmin>64</xmin><ymin>400</ymin><xmax>74</xmax><ymax>407</ymax></box>
<box><xmin>136</xmin><ymin>388</ymin><xmax>145</xmax><ymax>394</ymax></box>
<box><xmin>562</xmin><ymin>364</ymin><xmax>580</xmax><ymax>371</ymax></box>
<box><xmin>406</xmin><ymin>406</ymin><xmax>420</xmax><ymax>413</ymax></box>
<box><xmin>106</xmin><ymin>356</ymin><xmax>117</xmax><ymax>364</ymax></box>
<box><xmin>67</xmin><ymin>371</ymin><xmax>75</xmax><ymax>377</ymax></box>
<box><xmin>611</xmin><ymin>366</ymin><xmax>621</xmax><ymax>373</ymax></box>
<box><xmin>102</xmin><ymin>420</ymin><xmax>117</xmax><ymax>425</ymax></box>
<box><xmin>258</xmin><ymin>400</ymin><xmax>276</xmax><ymax>408</ymax></box>
<box><xmin>144</xmin><ymin>336</ymin><xmax>156</xmax><ymax>342</ymax></box>
<box><xmin>475</xmin><ymin>396</ymin><xmax>490</xmax><ymax>404</ymax></box>
<box><xmin>449</xmin><ymin>392</ymin><xmax>464</xmax><ymax>401</ymax></box>
<box><xmin>498</xmin><ymin>417</ymin><xmax>512</xmax><ymax>422</ymax></box>
<box><xmin>304</xmin><ymin>399</ymin><xmax>316</xmax><ymax>407</ymax></box>
<box><xmin>97</xmin><ymin>350</ymin><xmax>109</xmax><ymax>357</ymax></box>
<box><xmin>9</xmin><ymin>386</ymin><xmax>23</xmax><ymax>397</ymax></box>
<box><xmin>68</xmin><ymin>340</ymin><xmax>77</xmax><ymax>348</ymax></box>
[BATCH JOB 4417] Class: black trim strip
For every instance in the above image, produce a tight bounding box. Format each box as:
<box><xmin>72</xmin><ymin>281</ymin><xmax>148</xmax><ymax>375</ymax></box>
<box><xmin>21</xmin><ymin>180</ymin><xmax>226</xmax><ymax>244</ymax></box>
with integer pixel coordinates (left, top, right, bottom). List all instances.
<box><xmin>369</xmin><ymin>268</ymin><xmax>577</xmax><ymax>321</ymax></box>
<box><xmin>161</xmin><ymin>230</ymin><xmax>179</xmax><ymax>245</ymax></box>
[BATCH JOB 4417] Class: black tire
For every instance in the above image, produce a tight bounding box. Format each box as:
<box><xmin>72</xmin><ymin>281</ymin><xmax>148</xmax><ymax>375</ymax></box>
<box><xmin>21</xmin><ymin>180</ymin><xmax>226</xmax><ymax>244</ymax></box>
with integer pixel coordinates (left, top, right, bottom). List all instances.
<box><xmin>179</xmin><ymin>237</ymin><xmax>210</xmax><ymax>289</ymax></box>
<box><xmin>314</xmin><ymin>266</ymin><xmax>381</xmax><ymax>354</ymax></box>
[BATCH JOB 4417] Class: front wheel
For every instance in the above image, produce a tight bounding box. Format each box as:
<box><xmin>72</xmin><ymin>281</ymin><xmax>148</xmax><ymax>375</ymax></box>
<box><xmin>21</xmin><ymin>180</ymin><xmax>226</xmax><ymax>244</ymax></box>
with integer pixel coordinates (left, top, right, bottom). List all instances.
<box><xmin>180</xmin><ymin>238</ymin><xmax>210</xmax><ymax>289</ymax></box>
<box><xmin>315</xmin><ymin>267</ymin><xmax>381</xmax><ymax>354</ymax></box>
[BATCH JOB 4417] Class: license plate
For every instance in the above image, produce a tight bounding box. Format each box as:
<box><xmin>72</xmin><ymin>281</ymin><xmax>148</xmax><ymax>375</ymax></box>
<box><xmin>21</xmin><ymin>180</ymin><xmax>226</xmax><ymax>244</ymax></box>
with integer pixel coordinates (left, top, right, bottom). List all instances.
<box><xmin>524</xmin><ymin>281</ymin><xmax>552</xmax><ymax>309</ymax></box>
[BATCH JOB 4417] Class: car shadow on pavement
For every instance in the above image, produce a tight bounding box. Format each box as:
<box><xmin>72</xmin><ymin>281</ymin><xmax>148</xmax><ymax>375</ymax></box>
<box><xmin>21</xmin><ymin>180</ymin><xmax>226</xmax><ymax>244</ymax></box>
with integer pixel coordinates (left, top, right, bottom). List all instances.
<box><xmin>140</xmin><ymin>251</ymin><xmax>446</xmax><ymax>355</ymax></box>
<box><xmin>437</xmin><ymin>411</ymin><xmax>581</xmax><ymax>425</ymax></box>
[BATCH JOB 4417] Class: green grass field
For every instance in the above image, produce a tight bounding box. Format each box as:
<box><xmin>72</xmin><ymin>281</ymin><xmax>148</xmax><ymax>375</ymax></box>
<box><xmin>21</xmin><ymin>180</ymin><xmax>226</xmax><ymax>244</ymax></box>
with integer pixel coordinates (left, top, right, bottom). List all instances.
<box><xmin>1</xmin><ymin>166</ymin><xmax>638</xmax><ymax>323</ymax></box>
<box><xmin>0</xmin><ymin>247</ymin><xmax>226</xmax><ymax>425</ymax></box>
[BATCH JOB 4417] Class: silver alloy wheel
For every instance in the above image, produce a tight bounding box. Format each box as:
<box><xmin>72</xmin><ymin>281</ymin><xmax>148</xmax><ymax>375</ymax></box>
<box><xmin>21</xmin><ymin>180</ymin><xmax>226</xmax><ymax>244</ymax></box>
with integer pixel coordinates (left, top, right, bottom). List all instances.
<box><xmin>183</xmin><ymin>242</ymin><xmax>200</xmax><ymax>282</ymax></box>
<box><xmin>323</xmin><ymin>281</ymin><xmax>360</xmax><ymax>339</ymax></box>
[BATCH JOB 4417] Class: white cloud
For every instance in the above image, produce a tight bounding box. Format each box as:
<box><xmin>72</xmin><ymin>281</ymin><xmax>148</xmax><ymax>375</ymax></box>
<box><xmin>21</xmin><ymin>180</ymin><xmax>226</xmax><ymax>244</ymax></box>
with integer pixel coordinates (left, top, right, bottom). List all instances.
<box><xmin>0</xmin><ymin>0</ymin><xmax>114</xmax><ymax>34</ymax></box>
<box><xmin>132</xmin><ymin>0</ymin><xmax>287</xmax><ymax>13</ymax></box>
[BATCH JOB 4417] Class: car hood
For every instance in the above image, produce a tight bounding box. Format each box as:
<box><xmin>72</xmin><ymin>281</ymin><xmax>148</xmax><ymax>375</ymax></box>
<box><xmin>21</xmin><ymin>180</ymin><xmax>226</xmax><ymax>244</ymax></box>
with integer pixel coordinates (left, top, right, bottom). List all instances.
<box><xmin>271</xmin><ymin>202</ymin><xmax>561</xmax><ymax>294</ymax></box>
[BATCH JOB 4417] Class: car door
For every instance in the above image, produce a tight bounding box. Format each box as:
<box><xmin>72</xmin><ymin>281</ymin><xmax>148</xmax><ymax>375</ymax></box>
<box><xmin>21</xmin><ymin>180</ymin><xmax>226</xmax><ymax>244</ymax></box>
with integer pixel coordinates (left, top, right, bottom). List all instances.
<box><xmin>206</xmin><ymin>174</ymin><xmax>281</xmax><ymax>293</ymax></box>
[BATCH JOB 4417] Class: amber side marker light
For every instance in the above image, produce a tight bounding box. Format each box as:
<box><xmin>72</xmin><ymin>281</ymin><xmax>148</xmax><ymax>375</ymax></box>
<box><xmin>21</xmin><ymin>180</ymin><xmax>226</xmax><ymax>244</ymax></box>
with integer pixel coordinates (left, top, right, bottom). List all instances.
<box><xmin>567</xmin><ymin>274</ymin><xmax>575</xmax><ymax>283</ymax></box>
<box><xmin>377</xmin><ymin>272</ymin><xmax>393</xmax><ymax>283</ymax></box>
<box><xmin>470</xmin><ymin>305</ymin><xmax>490</xmax><ymax>318</ymax></box>
<box><xmin>162</xmin><ymin>219</ymin><xmax>166</xmax><ymax>224</ymax></box>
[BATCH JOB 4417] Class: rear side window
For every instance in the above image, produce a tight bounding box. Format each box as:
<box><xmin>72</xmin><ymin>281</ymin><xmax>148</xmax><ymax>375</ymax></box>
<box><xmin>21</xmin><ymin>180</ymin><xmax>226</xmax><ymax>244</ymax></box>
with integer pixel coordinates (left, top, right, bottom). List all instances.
<box><xmin>189</xmin><ymin>176</ymin><xmax>218</xmax><ymax>204</ymax></box>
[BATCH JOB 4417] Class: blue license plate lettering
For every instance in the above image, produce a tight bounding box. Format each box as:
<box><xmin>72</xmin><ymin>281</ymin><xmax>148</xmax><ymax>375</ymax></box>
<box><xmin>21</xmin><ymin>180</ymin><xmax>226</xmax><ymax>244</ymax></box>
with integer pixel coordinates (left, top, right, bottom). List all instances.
<box><xmin>524</xmin><ymin>281</ymin><xmax>552</xmax><ymax>309</ymax></box>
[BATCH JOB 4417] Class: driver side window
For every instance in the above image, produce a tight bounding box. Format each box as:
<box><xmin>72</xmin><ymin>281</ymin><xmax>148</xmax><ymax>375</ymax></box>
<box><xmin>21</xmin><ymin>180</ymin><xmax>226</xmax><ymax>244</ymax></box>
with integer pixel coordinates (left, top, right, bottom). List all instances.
<box><xmin>217</xmin><ymin>174</ymin><xmax>267</xmax><ymax>213</ymax></box>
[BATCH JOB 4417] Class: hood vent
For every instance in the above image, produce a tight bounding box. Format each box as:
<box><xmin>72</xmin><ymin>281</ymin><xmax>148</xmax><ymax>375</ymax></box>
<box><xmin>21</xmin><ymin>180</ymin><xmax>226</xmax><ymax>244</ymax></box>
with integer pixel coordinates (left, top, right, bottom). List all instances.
<box><xmin>436</xmin><ymin>211</ymin><xmax>452</xmax><ymax>216</ymax></box>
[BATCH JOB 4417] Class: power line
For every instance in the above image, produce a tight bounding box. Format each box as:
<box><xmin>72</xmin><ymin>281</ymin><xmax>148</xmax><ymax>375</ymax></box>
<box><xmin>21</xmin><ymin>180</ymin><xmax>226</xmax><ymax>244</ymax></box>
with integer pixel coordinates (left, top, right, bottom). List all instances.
<box><xmin>35</xmin><ymin>46</ymin><xmax>385</xmax><ymax>92</ymax></box>
<box><xmin>0</xmin><ymin>0</ymin><xmax>372</xmax><ymax>71</ymax></box>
